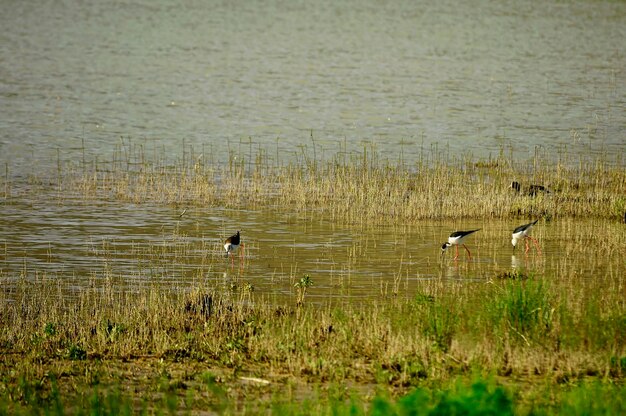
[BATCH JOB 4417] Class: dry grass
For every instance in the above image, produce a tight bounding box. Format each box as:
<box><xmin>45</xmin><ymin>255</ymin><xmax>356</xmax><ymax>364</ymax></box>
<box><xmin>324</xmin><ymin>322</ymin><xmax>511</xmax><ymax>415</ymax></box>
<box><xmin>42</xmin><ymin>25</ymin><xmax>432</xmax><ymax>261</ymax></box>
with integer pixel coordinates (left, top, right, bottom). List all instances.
<box><xmin>0</xmin><ymin>226</ymin><xmax>624</xmax><ymax>413</ymax></box>
<box><xmin>1</xmin><ymin>270</ymin><xmax>623</xmax><ymax>387</ymax></box>
<box><xmin>17</xmin><ymin>143</ymin><xmax>622</xmax><ymax>224</ymax></box>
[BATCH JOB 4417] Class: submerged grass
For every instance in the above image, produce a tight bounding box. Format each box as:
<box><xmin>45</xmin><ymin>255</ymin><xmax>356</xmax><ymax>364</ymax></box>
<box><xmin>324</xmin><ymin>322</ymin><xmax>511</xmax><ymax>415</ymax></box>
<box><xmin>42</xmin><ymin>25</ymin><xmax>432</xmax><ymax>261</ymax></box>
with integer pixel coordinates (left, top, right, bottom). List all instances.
<box><xmin>0</xmin><ymin>272</ymin><xmax>624</xmax><ymax>414</ymax></box>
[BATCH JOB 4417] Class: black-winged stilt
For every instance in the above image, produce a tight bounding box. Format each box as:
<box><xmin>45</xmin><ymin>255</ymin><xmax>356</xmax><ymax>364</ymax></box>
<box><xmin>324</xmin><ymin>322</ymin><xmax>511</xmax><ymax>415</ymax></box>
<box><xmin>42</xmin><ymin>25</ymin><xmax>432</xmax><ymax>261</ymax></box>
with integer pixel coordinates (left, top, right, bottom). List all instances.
<box><xmin>224</xmin><ymin>231</ymin><xmax>243</xmax><ymax>266</ymax></box>
<box><xmin>512</xmin><ymin>220</ymin><xmax>541</xmax><ymax>254</ymax></box>
<box><xmin>441</xmin><ymin>229</ymin><xmax>480</xmax><ymax>260</ymax></box>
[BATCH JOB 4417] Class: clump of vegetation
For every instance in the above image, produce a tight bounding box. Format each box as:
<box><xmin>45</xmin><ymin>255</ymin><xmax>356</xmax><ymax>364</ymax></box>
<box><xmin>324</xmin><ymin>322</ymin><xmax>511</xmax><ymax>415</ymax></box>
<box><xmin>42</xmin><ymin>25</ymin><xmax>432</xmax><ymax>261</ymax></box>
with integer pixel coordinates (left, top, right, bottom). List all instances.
<box><xmin>294</xmin><ymin>274</ymin><xmax>313</xmax><ymax>306</ymax></box>
<box><xmin>486</xmin><ymin>279</ymin><xmax>555</xmax><ymax>346</ymax></box>
<box><xmin>496</xmin><ymin>270</ymin><xmax>528</xmax><ymax>280</ymax></box>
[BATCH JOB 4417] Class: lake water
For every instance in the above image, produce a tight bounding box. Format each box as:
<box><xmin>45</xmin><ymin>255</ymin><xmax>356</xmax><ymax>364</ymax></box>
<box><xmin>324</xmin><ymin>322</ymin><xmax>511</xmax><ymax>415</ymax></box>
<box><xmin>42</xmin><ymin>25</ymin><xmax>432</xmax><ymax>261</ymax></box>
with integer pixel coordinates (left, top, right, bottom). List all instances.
<box><xmin>1</xmin><ymin>192</ymin><xmax>623</xmax><ymax>304</ymax></box>
<box><xmin>1</xmin><ymin>0</ymin><xmax>625</xmax><ymax>178</ymax></box>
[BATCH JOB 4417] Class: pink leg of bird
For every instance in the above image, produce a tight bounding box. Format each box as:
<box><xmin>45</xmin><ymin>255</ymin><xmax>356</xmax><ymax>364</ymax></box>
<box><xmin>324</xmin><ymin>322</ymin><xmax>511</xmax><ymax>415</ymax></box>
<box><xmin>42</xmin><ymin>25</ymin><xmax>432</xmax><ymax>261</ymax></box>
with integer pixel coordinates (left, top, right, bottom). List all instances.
<box><xmin>529</xmin><ymin>237</ymin><xmax>542</xmax><ymax>254</ymax></box>
<box><xmin>239</xmin><ymin>243</ymin><xmax>245</xmax><ymax>267</ymax></box>
<box><xmin>454</xmin><ymin>245</ymin><xmax>460</xmax><ymax>260</ymax></box>
<box><xmin>463</xmin><ymin>244</ymin><xmax>472</xmax><ymax>260</ymax></box>
<box><xmin>524</xmin><ymin>239</ymin><xmax>530</xmax><ymax>254</ymax></box>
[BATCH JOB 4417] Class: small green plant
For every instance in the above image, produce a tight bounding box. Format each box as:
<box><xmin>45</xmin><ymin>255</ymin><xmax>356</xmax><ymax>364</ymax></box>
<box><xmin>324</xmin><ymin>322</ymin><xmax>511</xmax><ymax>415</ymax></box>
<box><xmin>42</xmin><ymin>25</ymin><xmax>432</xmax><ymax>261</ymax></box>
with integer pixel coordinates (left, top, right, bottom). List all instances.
<box><xmin>104</xmin><ymin>320</ymin><xmax>126</xmax><ymax>342</ymax></box>
<box><xmin>67</xmin><ymin>344</ymin><xmax>87</xmax><ymax>360</ymax></box>
<box><xmin>225</xmin><ymin>336</ymin><xmax>245</xmax><ymax>353</ymax></box>
<box><xmin>294</xmin><ymin>274</ymin><xmax>313</xmax><ymax>306</ymax></box>
<box><xmin>43</xmin><ymin>323</ymin><xmax>56</xmax><ymax>337</ymax></box>
<box><xmin>609</xmin><ymin>356</ymin><xmax>626</xmax><ymax>378</ymax></box>
<box><xmin>421</xmin><ymin>300</ymin><xmax>458</xmax><ymax>353</ymax></box>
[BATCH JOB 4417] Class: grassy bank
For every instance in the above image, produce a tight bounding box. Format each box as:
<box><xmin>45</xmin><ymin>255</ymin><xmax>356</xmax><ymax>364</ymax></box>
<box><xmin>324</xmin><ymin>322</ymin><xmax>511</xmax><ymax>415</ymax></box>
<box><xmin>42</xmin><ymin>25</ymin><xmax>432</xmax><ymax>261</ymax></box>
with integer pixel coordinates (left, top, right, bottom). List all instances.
<box><xmin>4</xmin><ymin>142</ymin><xmax>625</xmax><ymax>223</ymax></box>
<box><xmin>1</xmin><ymin>271</ymin><xmax>624</xmax><ymax>414</ymax></box>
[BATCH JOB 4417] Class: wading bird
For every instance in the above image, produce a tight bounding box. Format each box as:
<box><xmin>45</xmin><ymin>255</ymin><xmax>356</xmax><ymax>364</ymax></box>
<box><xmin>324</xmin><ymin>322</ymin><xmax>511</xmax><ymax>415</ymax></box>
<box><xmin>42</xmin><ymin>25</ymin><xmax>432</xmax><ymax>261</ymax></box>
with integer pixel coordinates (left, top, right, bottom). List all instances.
<box><xmin>512</xmin><ymin>220</ymin><xmax>541</xmax><ymax>254</ymax></box>
<box><xmin>441</xmin><ymin>229</ymin><xmax>480</xmax><ymax>260</ymax></box>
<box><xmin>224</xmin><ymin>231</ymin><xmax>244</xmax><ymax>267</ymax></box>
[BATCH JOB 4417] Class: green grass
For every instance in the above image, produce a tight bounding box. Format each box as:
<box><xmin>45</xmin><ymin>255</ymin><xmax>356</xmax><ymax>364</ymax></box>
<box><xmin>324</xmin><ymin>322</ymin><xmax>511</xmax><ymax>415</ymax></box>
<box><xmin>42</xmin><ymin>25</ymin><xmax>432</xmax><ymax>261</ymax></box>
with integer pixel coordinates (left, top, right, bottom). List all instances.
<box><xmin>0</xmin><ymin>272</ymin><xmax>624</xmax><ymax>414</ymax></box>
<box><xmin>487</xmin><ymin>279</ymin><xmax>555</xmax><ymax>346</ymax></box>
<box><xmin>2</xmin><ymin>375</ymin><xmax>624</xmax><ymax>415</ymax></box>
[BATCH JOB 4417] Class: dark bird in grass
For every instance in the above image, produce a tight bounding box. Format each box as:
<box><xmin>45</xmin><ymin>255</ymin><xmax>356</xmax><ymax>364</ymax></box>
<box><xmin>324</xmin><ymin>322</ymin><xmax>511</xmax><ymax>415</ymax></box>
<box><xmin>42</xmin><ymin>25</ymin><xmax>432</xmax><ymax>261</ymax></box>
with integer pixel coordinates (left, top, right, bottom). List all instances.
<box><xmin>511</xmin><ymin>181</ymin><xmax>550</xmax><ymax>196</ymax></box>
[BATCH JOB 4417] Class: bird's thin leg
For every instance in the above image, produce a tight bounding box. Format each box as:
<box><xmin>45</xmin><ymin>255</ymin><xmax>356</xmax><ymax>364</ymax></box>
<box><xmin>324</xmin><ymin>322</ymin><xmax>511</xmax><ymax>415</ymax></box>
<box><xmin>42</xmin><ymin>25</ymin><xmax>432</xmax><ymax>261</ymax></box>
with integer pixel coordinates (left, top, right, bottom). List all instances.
<box><xmin>463</xmin><ymin>244</ymin><xmax>472</xmax><ymax>260</ymax></box>
<box><xmin>529</xmin><ymin>237</ymin><xmax>542</xmax><ymax>254</ymax></box>
<box><xmin>454</xmin><ymin>245</ymin><xmax>459</xmax><ymax>260</ymax></box>
<box><xmin>524</xmin><ymin>239</ymin><xmax>530</xmax><ymax>254</ymax></box>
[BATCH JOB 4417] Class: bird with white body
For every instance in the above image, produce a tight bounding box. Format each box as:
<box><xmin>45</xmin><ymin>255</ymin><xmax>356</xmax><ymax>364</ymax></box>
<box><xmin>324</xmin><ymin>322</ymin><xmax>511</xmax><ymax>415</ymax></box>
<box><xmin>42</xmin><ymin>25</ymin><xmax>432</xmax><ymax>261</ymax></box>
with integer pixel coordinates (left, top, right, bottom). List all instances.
<box><xmin>441</xmin><ymin>229</ymin><xmax>480</xmax><ymax>260</ymax></box>
<box><xmin>512</xmin><ymin>220</ymin><xmax>541</xmax><ymax>254</ymax></box>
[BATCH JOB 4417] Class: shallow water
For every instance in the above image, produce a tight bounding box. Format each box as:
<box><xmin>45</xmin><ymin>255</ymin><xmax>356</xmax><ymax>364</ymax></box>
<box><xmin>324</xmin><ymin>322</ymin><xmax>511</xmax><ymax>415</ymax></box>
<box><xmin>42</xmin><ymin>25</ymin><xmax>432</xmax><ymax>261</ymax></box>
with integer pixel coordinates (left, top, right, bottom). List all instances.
<box><xmin>1</xmin><ymin>0</ymin><xmax>625</xmax><ymax>178</ymax></box>
<box><xmin>1</xmin><ymin>194</ymin><xmax>623</xmax><ymax>304</ymax></box>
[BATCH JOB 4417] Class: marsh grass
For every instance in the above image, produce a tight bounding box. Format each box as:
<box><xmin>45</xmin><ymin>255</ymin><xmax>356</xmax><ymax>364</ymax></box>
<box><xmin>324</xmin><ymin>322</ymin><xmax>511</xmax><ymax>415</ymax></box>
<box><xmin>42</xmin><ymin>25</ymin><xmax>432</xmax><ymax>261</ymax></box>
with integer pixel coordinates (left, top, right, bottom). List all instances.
<box><xmin>1</xmin><ymin>269</ymin><xmax>624</xmax><ymax>413</ymax></box>
<box><xmin>9</xmin><ymin>142</ymin><xmax>623</xmax><ymax>223</ymax></box>
<box><xmin>487</xmin><ymin>279</ymin><xmax>555</xmax><ymax>346</ymax></box>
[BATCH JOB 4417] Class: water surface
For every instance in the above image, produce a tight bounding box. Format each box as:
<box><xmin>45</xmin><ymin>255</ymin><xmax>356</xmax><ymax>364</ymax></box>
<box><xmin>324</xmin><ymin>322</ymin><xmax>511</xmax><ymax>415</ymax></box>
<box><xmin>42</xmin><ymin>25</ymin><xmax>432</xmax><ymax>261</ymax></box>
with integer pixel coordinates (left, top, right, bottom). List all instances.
<box><xmin>1</xmin><ymin>195</ymin><xmax>622</xmax><ymax>304</ymax></box>
<box><xmin>1</xmin><ymin>0</ymin><xmax>625</xmax><ymax>178</ymax></box>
